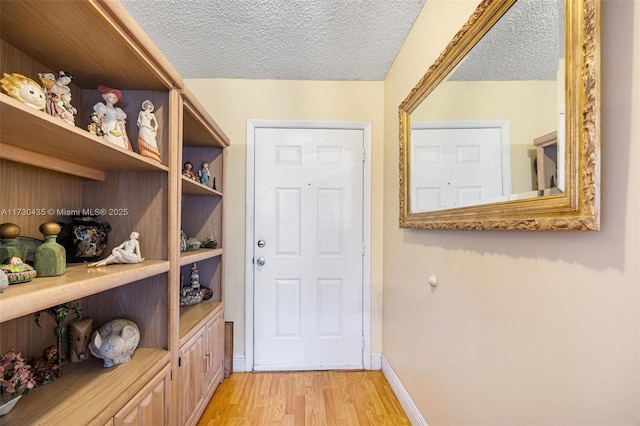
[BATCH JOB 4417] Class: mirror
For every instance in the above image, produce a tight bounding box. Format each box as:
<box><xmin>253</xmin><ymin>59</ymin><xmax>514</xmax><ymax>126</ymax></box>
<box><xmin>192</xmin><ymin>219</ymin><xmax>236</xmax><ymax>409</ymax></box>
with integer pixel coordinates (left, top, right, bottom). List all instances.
<box><xmin>399</xmin><ymin>0</ymin><xmax>600</xmax><ymax>230</ymax></box>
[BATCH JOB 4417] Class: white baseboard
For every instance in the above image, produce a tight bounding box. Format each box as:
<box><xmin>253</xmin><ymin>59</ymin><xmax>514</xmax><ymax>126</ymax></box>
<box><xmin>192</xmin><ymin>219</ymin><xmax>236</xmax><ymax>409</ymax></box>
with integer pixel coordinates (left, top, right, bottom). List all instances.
<box><xmin>381</xmin><ymin>356</ymin><xmax>427</xmax><ymax>426</ymax></box>
<box><xmin>370</xmin><ymin>353</ymin><xmax>382</xmax><ymax>370</ymax></box>
<box><xmin>232</xmin><ymin>355</ymin><xmax>247</xmax><ymax>372</ymax></box>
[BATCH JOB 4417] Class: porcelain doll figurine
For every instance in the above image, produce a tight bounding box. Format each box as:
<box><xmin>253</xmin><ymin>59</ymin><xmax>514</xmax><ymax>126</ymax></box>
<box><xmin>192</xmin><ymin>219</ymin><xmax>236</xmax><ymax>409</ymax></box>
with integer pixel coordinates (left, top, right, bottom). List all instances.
<box><xmin>87</xmin><ymin>232</ymin><xmax>144</xmax><ymax>267</ymax></box>
<box><xmin>1</xmin><ymin>72</ymin><xmax>46</xmax><ymax>110</ymax></box>
<box><xmin>136</xmin><ymin>99</ymin><xmax>162</xmax><ymax>163</ymax></box>
<box><xmin>39</xmin><ymin>71</ymin><xmax>76</xmax><ymax>125</ymax></box>
<box><xmin>198</xmin><ymin>162</ymin><xmax>210</xmax><ymax>187</ymax></box>
<box><xmin>93</xmin><ymin>85</ymin><xmax>133</xmax><ymax>151</ymax></box>
<box><xmin>182</xmin><ymin>162</ymin><xmax>197</xmax><ymax>180</ymax></box>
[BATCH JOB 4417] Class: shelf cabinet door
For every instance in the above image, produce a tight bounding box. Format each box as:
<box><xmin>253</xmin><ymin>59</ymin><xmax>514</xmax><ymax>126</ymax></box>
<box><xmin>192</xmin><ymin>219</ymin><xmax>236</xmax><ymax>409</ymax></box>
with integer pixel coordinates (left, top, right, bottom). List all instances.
<box><xmin>204</xmin><ymin>309</ymin><xmax>225</xmax><ymax>396</ymax></box>
<box><xmin>179</xmin><ymin>327</ymin><xmax>206</xmax><ymax>426</ymax></box>
<box><xmin>113</xmin><ymin>364</ymin><xmax>171</xmax><ymax>426</ymax></box>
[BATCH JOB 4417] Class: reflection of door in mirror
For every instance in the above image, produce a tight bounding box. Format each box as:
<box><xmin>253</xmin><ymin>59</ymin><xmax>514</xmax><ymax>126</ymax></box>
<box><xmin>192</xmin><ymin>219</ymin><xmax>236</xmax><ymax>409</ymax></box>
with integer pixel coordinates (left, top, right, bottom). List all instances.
<box><xmin>410</xmin><ymin>121</ymin><xmax>511</xmax><ymax>212</ymax></box>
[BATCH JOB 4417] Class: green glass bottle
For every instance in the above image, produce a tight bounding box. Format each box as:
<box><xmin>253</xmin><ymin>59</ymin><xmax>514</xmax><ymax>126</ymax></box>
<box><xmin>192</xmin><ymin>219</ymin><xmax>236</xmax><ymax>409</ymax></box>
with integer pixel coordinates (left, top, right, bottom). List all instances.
<box><xmin>35</xmin><ymin>222</ymin><xmax>66</xmax><ymax>277</ymax></box>
<box><xmin>0</xmin><ymin>223</ymin><xmax>25</xmax><ymax>263</ymax></box>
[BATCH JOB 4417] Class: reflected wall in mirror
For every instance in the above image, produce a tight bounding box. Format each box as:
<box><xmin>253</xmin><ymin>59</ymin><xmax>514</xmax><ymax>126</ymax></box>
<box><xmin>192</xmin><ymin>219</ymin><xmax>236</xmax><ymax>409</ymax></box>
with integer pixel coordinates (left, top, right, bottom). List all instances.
<box><xmin>399</xmin><ymin>0</ymin><xmax>600</xmax><ymax>230</ymax></box>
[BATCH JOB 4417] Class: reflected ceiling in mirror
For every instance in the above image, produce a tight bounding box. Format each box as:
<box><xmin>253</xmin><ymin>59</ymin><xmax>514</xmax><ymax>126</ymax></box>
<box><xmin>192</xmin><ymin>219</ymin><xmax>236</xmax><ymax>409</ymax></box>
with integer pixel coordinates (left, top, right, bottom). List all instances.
<box><xmin>399</xmin><ymin>0</ymin><xmax>600</xmax><ymax>230</ymax></box>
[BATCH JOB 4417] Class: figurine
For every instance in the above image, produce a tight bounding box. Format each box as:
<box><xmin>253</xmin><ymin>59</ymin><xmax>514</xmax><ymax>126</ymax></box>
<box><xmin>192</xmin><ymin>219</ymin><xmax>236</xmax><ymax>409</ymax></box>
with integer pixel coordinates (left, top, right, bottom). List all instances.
<box><xmin>69</xmin><ymin>319</ymin><xmax>94</xmax><ymax>362</ymax></box>
<box><xmin>93</xmin><ymin>85</ymin><xmax>133</xmax><ymax>151</ymax></box>
<box><xmin>1</xmin><ymin>72</ymin><xmax>46</xmax><ymax>110</ymax></box>
<box><xmin>182</xmin><ymin>162</ymin><xmax>197</xmax><ymax>180</ymax></box>
<box><xmin>89</xmin><ymin>319</ymin><xmax>140</xmax><ymax>368</ymax></box>
<box><xmin>201</xmin><ymin>235</ymin><xmax>218</xmax><ymax>249</ymax></box>
<box><xmin>136</xmin><ymin>99</ymin><xmax>162</xmax><ymax>163</ymax></box>
<box><xmin>87</xmin><ymin>111</ymin><xmax>106</xmax><ymax>137</ymax></box>
<box><xmin>87</xmin><ymin>231</ymin><xmax>144</xmax><ymax>267</ymax></box>
<box><xmin>30</xmin><ymin>346</ymin><xmax>62</xmax><ymax>386</ymax></box>
<box><xmin>190</xmin><ymin>263</ymin><xmax>200</xmax><ymax>289</ymax></box>
<box><xmin>198</xmin><ymin>162</ymin><xmax>210</xmax><ymax>187</ymax></box>
<box><xmin>180</xmin><ymin>230</ymin><xmax>188</xmax><ymax>252</ymax></box>
<box><xmin>38</xmin><ymin>71</ymin><xmax>76</xmax><ymax>125</ymax></box>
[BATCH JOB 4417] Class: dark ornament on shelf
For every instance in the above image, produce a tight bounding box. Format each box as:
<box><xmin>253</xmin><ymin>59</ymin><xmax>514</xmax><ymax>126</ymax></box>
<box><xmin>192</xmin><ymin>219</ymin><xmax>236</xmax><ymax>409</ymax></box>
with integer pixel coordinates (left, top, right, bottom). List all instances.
<box><xmin>57</xmin><ymin>215</ymin><xmax>111</xmax><ymax>263</ymax></box>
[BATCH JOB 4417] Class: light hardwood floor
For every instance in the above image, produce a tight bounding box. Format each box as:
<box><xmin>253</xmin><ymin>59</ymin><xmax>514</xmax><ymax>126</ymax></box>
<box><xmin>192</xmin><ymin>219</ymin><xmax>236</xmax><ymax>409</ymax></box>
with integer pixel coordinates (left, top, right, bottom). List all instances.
<box><xmin>197</xmin><ymin>370</ymin><xmax>411</xmax><ymax>425</ymax></box>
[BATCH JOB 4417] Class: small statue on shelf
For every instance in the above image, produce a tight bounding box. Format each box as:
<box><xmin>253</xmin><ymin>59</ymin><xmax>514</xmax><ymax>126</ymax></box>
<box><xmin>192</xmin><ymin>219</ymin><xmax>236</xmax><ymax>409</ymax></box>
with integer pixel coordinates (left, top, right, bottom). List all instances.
<box><xmin>1</xmin><ymin>72</ymin><xmax>46</xmax><ymax>110</ymax></box>
<box><xmin>88</xmin><ymin>111</ymin><xmax>106</xmax><ymax>137</ymax></box>
<box><xmin>198</xmin><ymin>162</ymin><xmax>210</xmax><ymax>187</ymax></box>
<box><xmin>87</xmin><ymin>231</ymin><xmax>144</xmax><ymax>268</ymax></box>
<box><xmin>180</xmin><ymin>230</ymin><xmax>188</xmax><ymax>252</ymax></box>
<box><xmin>92</xmin><ymin>85</ymin><xmax>133</xmax><ymax>151</ymax></box>
<box><xmin>69</xmin><ymin>318</ymin><xmax>94</xmax><ymax>362</ymax></box>
<box><xmin>136</xmin><ymin>99</ymin><xmax>162</xmax><ymax>163</ymax></box>
<box><xmin>201</xmin><ymin>235</ymin><xmax>218</xmax><ymax>249</ymax></box>
<box><xmin>38</xmin><ymin>71</ymin><xmax>76</xmax><ymax>125</ymax></box>
<box><xmin>190</xmin><ymin>263</ymin><xmax>200</xmax><ymax>289</ymax></box>
<box><xmin>30</xmin><ymin>346</ymin><xmax>62</xmax><ymax>386</ymax></box>
<box><xmin>179</xmin><ymin>263</ymin><xmax>206</xmax><ymax>306</ymax></box>
<box><xmin>182</xmin><ymin>161</ymin><xmax>197</xmax><ymax>180</ymax></box>
<box><xmin>89</xmin><ymin>319</ymin><xmax>140</xmax><ymax>368</ymax></box>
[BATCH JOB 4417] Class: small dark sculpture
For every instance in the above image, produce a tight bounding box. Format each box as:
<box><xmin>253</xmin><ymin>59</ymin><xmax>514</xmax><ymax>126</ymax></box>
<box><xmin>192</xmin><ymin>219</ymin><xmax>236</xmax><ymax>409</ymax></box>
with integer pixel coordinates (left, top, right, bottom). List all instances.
<box><xmin>30</xmin><ymin>346</ymin><xmax>62</xmax><ymax>386</ymax></box>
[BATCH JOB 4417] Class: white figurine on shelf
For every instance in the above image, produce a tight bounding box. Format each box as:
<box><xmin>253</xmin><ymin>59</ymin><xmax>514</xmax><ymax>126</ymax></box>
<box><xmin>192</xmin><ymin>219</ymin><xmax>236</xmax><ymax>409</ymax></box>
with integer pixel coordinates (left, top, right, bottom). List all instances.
<box><xmin>93</xmin><ymin>85</ymin><xmax>133</xmax><ymax>151</ymax></box>
<box><xmin>87</xmin><ymin>232</ymin><xmax>144</xmax><ymax>267</ymax></box>
<box><xmin>136</xmin><ymin>99</ymin><xmax>162</xmax><ymax>163</ymax></box>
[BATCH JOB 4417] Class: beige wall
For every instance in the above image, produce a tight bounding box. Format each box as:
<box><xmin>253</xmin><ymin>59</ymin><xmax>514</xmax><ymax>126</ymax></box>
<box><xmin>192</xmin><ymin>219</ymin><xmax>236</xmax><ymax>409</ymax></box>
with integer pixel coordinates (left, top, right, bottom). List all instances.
<box><xmin>186</xmin><ymin>0</ymin><xmax>639</xmax><ymax>423</ymax></box>
<box><xmin>384</xmin><ymin>0</ymin><xmax>639</xmax><ymax>424</ymax></box>
<box><xmin>184</xmin><ymin>79</ymin><xmax>385</xmax><ymax>357</ymax></box>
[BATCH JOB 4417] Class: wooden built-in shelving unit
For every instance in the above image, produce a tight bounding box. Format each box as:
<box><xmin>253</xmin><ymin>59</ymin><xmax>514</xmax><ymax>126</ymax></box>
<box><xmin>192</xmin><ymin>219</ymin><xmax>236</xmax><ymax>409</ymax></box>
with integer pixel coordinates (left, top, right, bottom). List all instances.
<box><xmin>0</xmin><ymin>1</ymin><xmax>229</xmax><ymax>424</ymax></box>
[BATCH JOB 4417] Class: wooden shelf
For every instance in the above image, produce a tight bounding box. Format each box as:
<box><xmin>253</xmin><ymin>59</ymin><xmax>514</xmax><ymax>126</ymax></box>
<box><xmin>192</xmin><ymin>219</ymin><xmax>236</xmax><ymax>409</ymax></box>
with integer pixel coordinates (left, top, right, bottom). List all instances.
<box><xmin>182</xmin><ymin>87</ymin><xmax>230</xmax><ymax>148</ymax></box>
<box><xmin>179</xmin><ymin>300</ymin><xmax>223</xmax><ymax>342</ymax></box>
<box><xmin>0</xmin><ymin>95</ymin><xmax>170</xmax><ymax>180</ymax></box>
<box><xmin>0</xmin><ymin>1</ymin><xmax>181</xmax><ymax>91</ymax></box>
<box><xmin>0</xmin><ymin>261</ymin><xmax>169</xmax><ymax>322</ymax></box>
<box><xmin>0</xmin><ymin>348</ymin><xmax>170</xmax><ymax>426</ymax></box>
<box><xmin>179</xmin><ymin>248</ymin><xmax>223</xmax><ymax>266</ymax></box>
<box><xmin>182</xmin><ymin>176</ymin><xmax>223</xmax><ymax>196</ymax></box>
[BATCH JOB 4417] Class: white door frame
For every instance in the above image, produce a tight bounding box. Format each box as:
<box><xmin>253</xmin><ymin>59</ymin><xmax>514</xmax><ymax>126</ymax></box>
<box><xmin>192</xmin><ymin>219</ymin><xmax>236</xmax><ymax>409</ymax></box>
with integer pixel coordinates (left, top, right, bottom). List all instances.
<box><xmin>245</xmin><ymin>119</ymin><xmax>372</xmax><ymax>371</ymax></box>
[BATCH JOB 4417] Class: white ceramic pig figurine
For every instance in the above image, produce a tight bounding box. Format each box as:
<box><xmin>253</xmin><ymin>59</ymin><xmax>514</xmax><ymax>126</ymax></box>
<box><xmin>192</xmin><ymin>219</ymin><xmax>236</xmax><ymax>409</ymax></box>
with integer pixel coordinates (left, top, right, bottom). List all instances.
<box><xmin>89</xmin><ymin>319</ymin><xmax>140</xmax><ymax>368</ymax></box>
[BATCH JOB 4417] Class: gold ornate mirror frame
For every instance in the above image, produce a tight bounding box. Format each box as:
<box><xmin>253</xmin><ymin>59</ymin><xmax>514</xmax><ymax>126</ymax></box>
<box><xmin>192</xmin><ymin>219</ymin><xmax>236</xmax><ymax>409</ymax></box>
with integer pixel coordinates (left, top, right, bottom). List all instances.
<box><xmin>399</xmin><ymin>0</ymin><xmax>600</xmax><ymax>230</ymax></box>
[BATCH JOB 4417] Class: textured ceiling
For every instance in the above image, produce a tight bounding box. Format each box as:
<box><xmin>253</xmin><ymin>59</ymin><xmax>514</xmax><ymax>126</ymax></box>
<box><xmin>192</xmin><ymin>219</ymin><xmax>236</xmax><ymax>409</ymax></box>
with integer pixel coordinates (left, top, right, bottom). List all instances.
<box><xmin>120</xmin><ymin>0</ymin><xmax>426</xmax><ymax>81</ymax></box>
<box><xmin>120</xmin><ymin>0</ymin><xmax>561</xmax><ymax>82</ymax></box>
<box><xmin>451</xmin><ymin>0</ymin><xmax>564</xmax><ymax>81</ymax></box>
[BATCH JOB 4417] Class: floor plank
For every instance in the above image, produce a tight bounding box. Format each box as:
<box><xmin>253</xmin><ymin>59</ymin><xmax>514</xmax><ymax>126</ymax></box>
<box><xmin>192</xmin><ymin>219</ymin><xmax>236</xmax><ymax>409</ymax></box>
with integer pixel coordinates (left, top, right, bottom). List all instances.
<box><xmin>198</xmin><ymin>370</ymin><xmax>411</xmax><ymax>425</ymax></box>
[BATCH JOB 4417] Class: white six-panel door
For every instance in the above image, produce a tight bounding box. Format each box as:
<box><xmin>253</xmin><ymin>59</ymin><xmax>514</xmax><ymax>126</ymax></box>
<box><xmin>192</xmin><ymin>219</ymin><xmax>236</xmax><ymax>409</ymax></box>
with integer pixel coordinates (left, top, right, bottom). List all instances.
<box><xmin>252</xmin><ymin>127</ymin><xmax>364</xmax><ymax>371</ymax></box>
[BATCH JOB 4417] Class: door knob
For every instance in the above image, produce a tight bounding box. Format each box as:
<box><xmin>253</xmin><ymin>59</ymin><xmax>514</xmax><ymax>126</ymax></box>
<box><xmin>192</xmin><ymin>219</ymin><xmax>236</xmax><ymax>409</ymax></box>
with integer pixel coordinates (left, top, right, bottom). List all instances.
<box><xmin>256</xmin><ymin>257</ymin><xmax>266</xmax><ymax>266</ymax></box>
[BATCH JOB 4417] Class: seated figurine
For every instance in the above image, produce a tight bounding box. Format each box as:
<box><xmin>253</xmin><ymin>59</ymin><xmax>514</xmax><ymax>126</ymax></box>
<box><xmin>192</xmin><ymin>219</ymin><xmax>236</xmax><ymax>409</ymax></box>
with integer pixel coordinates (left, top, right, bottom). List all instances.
<box><xmin>87</xmin><ymin>232</ymin><xmax>144</xmax><ymax>268</ymax></box>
